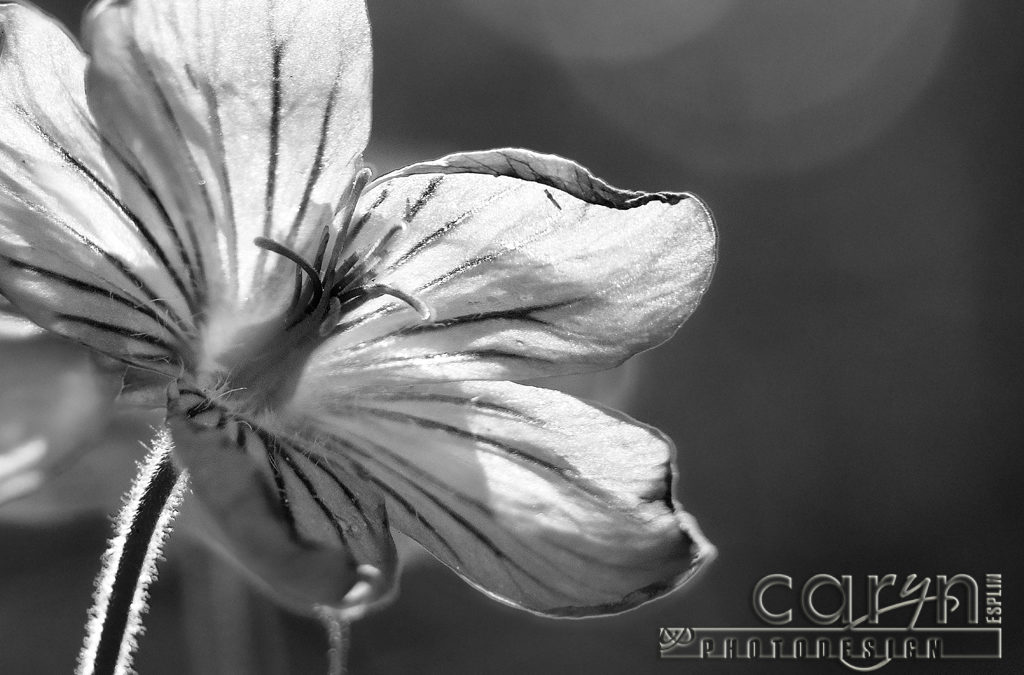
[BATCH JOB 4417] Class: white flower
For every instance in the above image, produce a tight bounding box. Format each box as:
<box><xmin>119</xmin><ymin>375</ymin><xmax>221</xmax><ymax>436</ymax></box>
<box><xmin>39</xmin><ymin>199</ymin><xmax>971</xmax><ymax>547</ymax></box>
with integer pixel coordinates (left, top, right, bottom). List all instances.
<box><xmin>0</xmin><ymin>0</ymin><xmax>717</xmax><ymax>616</ymax></box>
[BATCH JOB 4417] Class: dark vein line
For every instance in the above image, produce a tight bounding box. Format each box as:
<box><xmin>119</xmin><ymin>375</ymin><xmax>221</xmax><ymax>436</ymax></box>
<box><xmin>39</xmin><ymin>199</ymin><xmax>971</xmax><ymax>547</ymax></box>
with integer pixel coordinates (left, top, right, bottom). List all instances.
<box><xmin>386</xmin><ymin>184</ymin><xmax>516</xmax><ymax>272</ymax></box>
<box><xmin>343</xmin><ymin>440</ymin><xmax>568</xmax><ymax>599</ymax></box>
<box><xmin>416</xmin><ymin>252</ymin><xmax>504</xmax><ymax>292</ymax></box>
<box><xmin>403</xmin><ymin>176</ymin><xmax>444</xmax><ymax>223</ymax></box>
<box><xmin>347</xmin><ymin>433</ymin><xmax>645</xmax><ymax>584</ymax></box>
<box><xmin>130</xmin><ymin>42</ymin><xmax>210</xmax><ymax>293</ymax></box>
<box><xmin>347</xmin><ymin>460</ymin><xmax>464</xmax><ymax>565</ymax></box>
<box><xmin>257</xmin><ymin>41</ymin><xmax>285</xmax><ymax>277</ymax></box>
<box><xmin>368</xmin><ymin>188</ymin><xmax>389</xmax><ymax>210</ymax></box>
<box><xmin>193</xmin><ymin>72</ymin><xmax>239</xmax><ymax>287</ymax></box>
<box><xmin>249</xmin><ymin>428</ymin><xmax>304</xmax><ymax>545</ymax></box>
<box><xmin>361</xmin><ymin>390</ymin><xmax>546</xmax><ymax>426</ymax></box>
<box><xmin>390</xmin><ymin>211</ymin><xmax>471</xmax><ymax>269</ymax></box>
<box><xmin>396</xmin><ymin>301</ymin><xmax>572</xmax><ymax>336</ymax></box>
<box><xmin>360</xmin><ymin>348</ymin><xmax>544</xmax><ymax>367</ymax></box>
<box><xmin>15</xmin><ymin>109</ymin><xmax>196</xmax><ymax>329</ymax></box>
<box><xmin>283</xmin><ymin>83</ymin><xmax>339</xmax><ymax>250</ymax></box>
<box><xmin>272</xmin><ymin>436</ymin><xmax>377</xmax><ymax>533</ymax></box>
<box><xmin>341</xmin><ymin>405</ymin><xmax>573</xmax><ymax>476</ymax></box>
<box><xmin>329</xmin><ymin>446</ymin><xmax>464</xmax><ymax>565</ymax></box>
<box><xmin>0</xmin><ymin>254</ymin><xmax>190</xmax><ymax>345</ymax></box>
<box><xmin>52</xmin><ymin>313</ymin><xmax>179</xmax><ymax>353</ymax></box>
<box><xmin>339</xmin><ymin>403</ymin><xmax>619</xmax><ymax>506</ymax></box>
<box><xmin>275</xmin><ymin>446</ymin><xmax>350</xmax><ymax>546</ymax></box>
<box><xmin>98</xmin><ymin>134</ymin><xmax>203</xmax><ymax>312</ymax></box>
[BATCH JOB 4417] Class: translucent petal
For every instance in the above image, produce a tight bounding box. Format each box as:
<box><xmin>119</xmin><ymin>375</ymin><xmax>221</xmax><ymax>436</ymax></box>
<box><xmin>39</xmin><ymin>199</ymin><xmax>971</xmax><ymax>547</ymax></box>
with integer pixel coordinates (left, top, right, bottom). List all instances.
<box><xmin>300</xmin><ymin>149</ymin><xmax>716</xmax><ymax>395</ymax></box>
<box><xmin>0</xmin><ymin>4</ymin><xmax>197</xmax><ymax>372</ymax></box>
<box><xmin>168</xmin><ymin>390</ymin><xmax>397</xmax><ymax>615</ymax></box>
<box><xmin>84</xmin><ymin>0</ymin><xmax>373</xmax><ymax>313</ymax></box>
<box><xmin>302</xmin><ymin>380</ymin><xmax>714</xmax><ymax>616</ymax></box>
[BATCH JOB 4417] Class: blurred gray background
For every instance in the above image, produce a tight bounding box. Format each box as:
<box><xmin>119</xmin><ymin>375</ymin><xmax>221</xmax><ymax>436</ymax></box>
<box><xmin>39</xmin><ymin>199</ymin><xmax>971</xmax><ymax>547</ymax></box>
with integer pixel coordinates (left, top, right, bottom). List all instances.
<box><xmin>1</xmin><ymin>1</ymin><xmax>1021</xmax><ymax>673</ymax></box>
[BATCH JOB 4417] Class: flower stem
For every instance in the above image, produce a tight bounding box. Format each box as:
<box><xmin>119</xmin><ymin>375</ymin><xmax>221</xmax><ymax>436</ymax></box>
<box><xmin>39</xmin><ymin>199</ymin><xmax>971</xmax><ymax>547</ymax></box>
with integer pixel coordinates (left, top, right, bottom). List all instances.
<box><xmin>77</xmin><ymin>427</ymin><xmax>188</xmax><ymax>675</ymax></box>
<box><xmin>320</xmin><ymin>608</ymin><xmax>351</xmax><ymax>675</ymax></box>
<box><xmin>180</xmin><ymin>541</ymin><xmax>289</xmax><ymax>675</ymax></box>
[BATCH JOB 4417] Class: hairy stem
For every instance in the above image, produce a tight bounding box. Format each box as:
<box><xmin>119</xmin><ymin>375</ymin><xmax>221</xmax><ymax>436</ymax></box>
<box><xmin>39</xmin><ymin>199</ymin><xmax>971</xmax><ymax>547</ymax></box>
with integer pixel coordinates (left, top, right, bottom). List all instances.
<box><xmin>77</xmin><ymin>427</ymin><xmax>188</xmax><ymax>675</ymax></box>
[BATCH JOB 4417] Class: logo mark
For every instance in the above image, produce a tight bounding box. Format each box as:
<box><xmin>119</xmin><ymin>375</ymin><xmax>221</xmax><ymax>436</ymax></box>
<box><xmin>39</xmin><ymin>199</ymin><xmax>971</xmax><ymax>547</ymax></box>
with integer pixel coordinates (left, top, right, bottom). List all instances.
<box><xmin>661</xmin><ymin>572</ymin><xmax>1002</xmax><ymax>670</ymax></box>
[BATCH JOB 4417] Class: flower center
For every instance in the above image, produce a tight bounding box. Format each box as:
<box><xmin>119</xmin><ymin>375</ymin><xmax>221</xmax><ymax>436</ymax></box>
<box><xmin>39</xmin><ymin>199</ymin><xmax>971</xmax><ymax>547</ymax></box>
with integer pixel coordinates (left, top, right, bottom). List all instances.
<box><xmin>201</xmin><ymin>169</ymin><xmax>430</xmax><ymax>414</ymax></box>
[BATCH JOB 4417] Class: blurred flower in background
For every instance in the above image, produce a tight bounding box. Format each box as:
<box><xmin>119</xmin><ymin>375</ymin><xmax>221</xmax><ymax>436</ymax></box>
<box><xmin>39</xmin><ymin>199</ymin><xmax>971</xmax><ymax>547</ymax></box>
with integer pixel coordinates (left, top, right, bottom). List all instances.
<box><xmin>0</xmin><ymin>301</ymin><xmax>128</xmax><ymax>520</ymax></box>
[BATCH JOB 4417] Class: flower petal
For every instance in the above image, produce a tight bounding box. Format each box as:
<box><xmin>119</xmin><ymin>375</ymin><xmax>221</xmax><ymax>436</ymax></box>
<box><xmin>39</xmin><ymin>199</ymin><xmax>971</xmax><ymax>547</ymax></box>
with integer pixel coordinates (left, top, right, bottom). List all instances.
<box><xmin>168</xmin><ymin>388</ymin><xmax>397</xmax><ymax>615</ymax></box>
<box><xmin>303</xmin><ymin>149</ymin><xmax>716</xmax><ymax>393</ymax></box>
<box><xmin>299</xmin><ymin>380</ymin><xmax>714</xmax><ymax>616</ymax></box>
<box><xmin>84</xmin><ymin>0</ymin><xmax>373</xmax><ymax>309</ymax></box>
<box><xmin>0</xmin><ymin>4</ymin><xmax>198</xmax><ymax>372</ymax></box>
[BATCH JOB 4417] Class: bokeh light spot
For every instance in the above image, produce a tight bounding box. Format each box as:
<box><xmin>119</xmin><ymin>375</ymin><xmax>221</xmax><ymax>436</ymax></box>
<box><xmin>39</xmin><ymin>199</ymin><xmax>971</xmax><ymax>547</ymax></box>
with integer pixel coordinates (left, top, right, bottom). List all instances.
<box><xmin>454</xmin><ymin>0</ymin><xmax>738</xmax><ymax>64</ymax></box>
<box><xmin>563</xmin><ymin>0</ymin><xmax>961</xmax><ymax>173</ymax></box>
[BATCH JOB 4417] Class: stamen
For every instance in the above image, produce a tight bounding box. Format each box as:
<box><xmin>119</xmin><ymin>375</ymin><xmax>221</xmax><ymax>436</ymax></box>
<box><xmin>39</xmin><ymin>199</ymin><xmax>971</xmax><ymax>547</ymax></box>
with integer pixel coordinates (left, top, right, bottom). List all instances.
<box><xmin>289</xmin><ymin>265</ymin><xmax>302</xmax><ymax>312</ymax></box>
<box><xmin>254</xmin><ymin>236</ymin><xmax>325</xmax><ymax>319</ymax></box>
<box><xmin>330</xmin><ymin>224</ymin><xmax>405</xmax><ymax>297</ymax></box>
<box><xmin>318</xmin><ymin>296</ymin><xmax>344</xmax><ymax>336</ymax></box>
<box><xmin>334</xmin><ymin>168</ymin><xmax>373</xmax><ymax>247</ymax></box>
<box><xmin>254</xmin><ymin>237</ymin><xmax>321</xmax><ymax>289</ymax></box>
<box><xmin>344</xmin><ymin>211</ymin><xmax>373</xmax><ymax>247</ymax></box>
<box><xmin>368</xmin><ymin>223</ymin><xmax>405</xmax><ymax>260</ymax></box>
<box><xmin>249</xmin><ymin>167</ymin><xmax>420</xmax><ymax>334</ymax></box>
<box><xmin>311</xmin><ymin>226</ymin><xmax>332</xmax><ymax>273</ymax></box>
<box><xmin>324</xmin><ymin>232</ymin><xmax>351</xmax><ymax>288</ymax></box>
<box><xmin>337</xmin><ymin>283</ymin><xmax>433</xmax><ymax>321</ymax></box>
<box><xmin>327</xmin><ymin>253</ymin><xmax>360</xmax><ymax>298</ymax></box>
<box><xmin>325</xmin><ymin>168</ymin><xmax>375</xmax><ymax>285</ymax></box>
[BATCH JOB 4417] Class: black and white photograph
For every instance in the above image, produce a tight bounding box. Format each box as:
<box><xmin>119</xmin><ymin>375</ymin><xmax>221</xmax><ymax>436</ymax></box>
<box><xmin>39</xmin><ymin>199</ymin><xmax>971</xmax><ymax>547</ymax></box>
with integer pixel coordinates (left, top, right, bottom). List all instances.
<box><xmin>0</xmin><ymin>1</ymin><xmax>1019</xmax><ymax>673</ymax></box>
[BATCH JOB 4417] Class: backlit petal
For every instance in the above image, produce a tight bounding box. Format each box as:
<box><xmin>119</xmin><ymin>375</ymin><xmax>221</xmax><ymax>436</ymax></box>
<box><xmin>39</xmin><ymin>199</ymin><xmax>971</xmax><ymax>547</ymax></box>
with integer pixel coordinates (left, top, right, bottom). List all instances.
<box><xmin>84</xmin><ymin>0</ymin><xmax>373</xmax><ymax>311</ymax></box>
<box><xmin>0</xmin><ymin>4</ymin><xmax>197</xmax><ymax>372</ymax></box>
<box><xmin>299</xmin><ymin>380</ymin><xmax>714</xmax><ymax>617</ymax></box>
<box><xmin>302</xmin><ymin>149</ymin><xmax>716</xmax><ymax>393</ymax></box>
<box><xmin>168</xmin><ymin>389</ymin><xmax>397</xmax><ymax>614</ymax></box>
